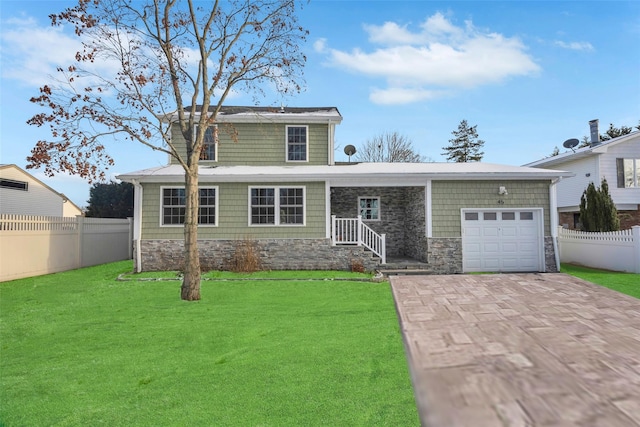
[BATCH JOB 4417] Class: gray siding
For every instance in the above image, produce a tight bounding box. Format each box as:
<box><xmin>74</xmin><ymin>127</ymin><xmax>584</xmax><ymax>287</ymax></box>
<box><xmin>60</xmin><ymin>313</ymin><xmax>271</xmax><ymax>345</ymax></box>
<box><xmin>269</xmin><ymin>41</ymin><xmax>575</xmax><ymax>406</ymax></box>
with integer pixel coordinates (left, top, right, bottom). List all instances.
<box><xmin>431</xmin><ymin>180</ymin><xmax>552</xmax><ymax>237</ymax></box>
<box><xmin>169</xmin><ymin>122</ymin><xmax>329</xmax><ymax>166</ymax></box>
<box><xmin>141</xmin><ymin>181</ymin><xmax>326</xmax><ymax>239</ymax></box>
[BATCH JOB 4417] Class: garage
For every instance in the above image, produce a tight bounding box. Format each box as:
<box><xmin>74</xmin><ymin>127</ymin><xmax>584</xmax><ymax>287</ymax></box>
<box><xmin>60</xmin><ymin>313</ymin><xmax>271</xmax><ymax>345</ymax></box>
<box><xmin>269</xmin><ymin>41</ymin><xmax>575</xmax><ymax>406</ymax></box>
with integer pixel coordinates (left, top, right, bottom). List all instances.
<box><xmin>461</xmin><ymin>208</ymin><xmax>544</xmax><ymax>272</ymax></box>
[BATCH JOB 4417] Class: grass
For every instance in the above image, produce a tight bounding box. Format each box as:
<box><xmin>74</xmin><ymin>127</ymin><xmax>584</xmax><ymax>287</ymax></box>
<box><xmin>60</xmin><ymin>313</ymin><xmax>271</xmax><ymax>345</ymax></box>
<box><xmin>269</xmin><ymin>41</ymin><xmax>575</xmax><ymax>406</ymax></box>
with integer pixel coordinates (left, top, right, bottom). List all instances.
<box><xmin>120</xmin><ymin>269</ymin><xmax>374</xmax><ymax>281</ymax></box>
<box><xmin>561</xmin><ymin>264</ymin><xmax>640</xmax><ymax>298</ymax></box>
<box><xmin>0</xmin><ymin>261</ymin><xmax>419</xmax><ymax>426</ymax></box>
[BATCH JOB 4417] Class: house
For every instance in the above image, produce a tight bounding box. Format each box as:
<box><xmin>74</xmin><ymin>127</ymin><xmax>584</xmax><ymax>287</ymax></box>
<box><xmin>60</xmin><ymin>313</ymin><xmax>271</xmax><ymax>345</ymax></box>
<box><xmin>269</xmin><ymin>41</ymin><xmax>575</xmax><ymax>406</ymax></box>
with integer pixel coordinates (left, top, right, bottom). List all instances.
<box><xmin>525</xmin><ymin>120</ymin><xmax>640</xmax><ymax>230</ymax></box>
<box><xmin>117</xmin><ymin>106</ymin><xmax>572</xmax><ymax>274</ymax></box>
<box><xmin>0</xmin><ymin>164</ymin><xmax>83</xmax><ymax>217</ymax></box>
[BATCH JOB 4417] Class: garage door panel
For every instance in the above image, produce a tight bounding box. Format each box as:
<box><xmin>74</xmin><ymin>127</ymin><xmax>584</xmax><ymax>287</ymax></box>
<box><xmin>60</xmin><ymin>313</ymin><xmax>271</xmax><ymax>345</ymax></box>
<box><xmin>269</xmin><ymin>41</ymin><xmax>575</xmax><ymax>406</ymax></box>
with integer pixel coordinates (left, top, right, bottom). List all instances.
<box><xmin>501</xmin><ymin>258</ymin><xmax>520</xmax><ymax>268</ymax></box>
<box><xmin>481</xmin><ymin>227</ymin><xmax>499</xmax><ymax>237</ymax></box>
<box><xmin>501</xmin><ymin>226</ymin><xmax>518</xmax><ymax>237</ymax></box>
<box><xmin>462</xmin><ymin>209</ymin><xmax>543</xmax><ymax>273</ymax></box>
<box><xmin>502</xmin><ymin>242</ymin><xmax>518</xmax><ymax>253</ymax></box>
<box><xmin>519</xmin><ymin>227</ymin><xmax>538</xmax><ymax>238</ymax></box>
<box><xmin>465</xmin><ymin>226</ymin><xmax>482</xmax><ymax>237</ymax></box>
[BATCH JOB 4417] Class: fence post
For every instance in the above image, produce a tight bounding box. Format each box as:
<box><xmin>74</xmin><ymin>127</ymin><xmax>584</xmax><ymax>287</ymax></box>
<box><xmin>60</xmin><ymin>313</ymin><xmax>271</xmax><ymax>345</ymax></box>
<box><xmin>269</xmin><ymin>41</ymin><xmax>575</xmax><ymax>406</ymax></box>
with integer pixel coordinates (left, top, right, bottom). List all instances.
<box><xmin>76</xmin><ymin>215</ymin><xmax>85</xmax><ymax>269</ymax></box>
<box><xmin>381</xmin><ymin>234</ymin><xmax>386</xmax><ymax>265</ymax></box>
<box><xmin>633</xmin><ymin>226</ymin><xmax>640</xmax><ymax>274</ymax></box>
<box><xmin>357</xmin><ymin>215</ymin><xmax>362</xmax><ymax>246</ymax></box>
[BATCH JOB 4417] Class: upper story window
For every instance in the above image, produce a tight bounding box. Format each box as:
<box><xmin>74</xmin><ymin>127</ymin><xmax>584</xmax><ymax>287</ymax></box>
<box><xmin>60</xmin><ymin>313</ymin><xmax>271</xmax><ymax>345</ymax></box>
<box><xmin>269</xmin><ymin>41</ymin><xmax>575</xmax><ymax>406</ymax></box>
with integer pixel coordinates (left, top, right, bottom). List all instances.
<box><xmin>250</xmin><ymin>186</ymin><xmax>305</xmax><ymax>226</ymax></box>
<box><xmin>359</xmin><ymin>197</ymin><xmax>380</xmax><ymax>221</ymax></box>
<box><xmin>0</xmin><ymin>179</ymin><xmax>28</xmax><ymax>191</ymax></box>
<box><xmin>617</xmin><ymin>158</ymin><xmax>640</xmax><ymax>188</ymax></box>
<box><xmin>161</xmin><ymin>187</ymin><xmax>217</xmax><ymax>226</ymax></box>
<box><xmin>196</xmin><ymin>125</ymin><xmax>218</xmax><ymax>161</ymax></box>
<box><xmin>286</xmin><ymin>125</ymin><xmax>308</xmax><ymax>162</ymax></box>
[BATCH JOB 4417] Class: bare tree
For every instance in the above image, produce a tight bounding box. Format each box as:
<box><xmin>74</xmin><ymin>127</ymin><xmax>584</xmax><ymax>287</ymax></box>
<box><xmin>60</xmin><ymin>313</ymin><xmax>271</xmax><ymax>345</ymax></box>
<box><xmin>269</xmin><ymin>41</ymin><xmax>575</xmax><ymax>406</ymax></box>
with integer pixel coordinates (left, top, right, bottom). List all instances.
<box><xmin>355</xmin><ymin>132</ymin><xmax>426</xmax><ymax>162</ymax></box>
<box><xmin>26</xmin><ymin>0</ymin><xmax>307</xmax><ymax>301</ymax></box>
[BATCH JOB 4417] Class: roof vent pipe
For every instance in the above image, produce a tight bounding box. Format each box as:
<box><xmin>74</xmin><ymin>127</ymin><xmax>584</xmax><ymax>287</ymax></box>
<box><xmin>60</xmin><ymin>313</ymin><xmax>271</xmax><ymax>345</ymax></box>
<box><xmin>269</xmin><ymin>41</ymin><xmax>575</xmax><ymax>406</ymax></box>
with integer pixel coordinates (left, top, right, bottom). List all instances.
<box><xmin>589</xmin><ymin>119</ymin><xmax>600</xmax><ymax>147</ymax></box>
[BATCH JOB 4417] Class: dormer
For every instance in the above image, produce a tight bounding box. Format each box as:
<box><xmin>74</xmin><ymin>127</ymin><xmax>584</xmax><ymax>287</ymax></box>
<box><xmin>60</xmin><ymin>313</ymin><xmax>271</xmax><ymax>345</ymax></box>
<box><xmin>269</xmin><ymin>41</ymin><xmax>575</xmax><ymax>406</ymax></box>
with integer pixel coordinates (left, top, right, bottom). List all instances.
<box><xmin>163</xmin><ymin>106</ymin><xmax>342</xmax><ymax>167</ymax></box>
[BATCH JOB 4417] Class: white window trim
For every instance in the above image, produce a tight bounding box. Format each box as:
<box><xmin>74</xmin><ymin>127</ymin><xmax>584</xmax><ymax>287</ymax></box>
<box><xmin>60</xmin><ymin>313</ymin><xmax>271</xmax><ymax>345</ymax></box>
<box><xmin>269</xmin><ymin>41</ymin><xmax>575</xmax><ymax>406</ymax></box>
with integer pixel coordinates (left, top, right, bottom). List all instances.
<box><xmin>358</xmin><ymin>196</ymin><xmax>381</xmax><ymax>222</ymax></box>
<box><xmin>248</xmin><ymin>185</ymin><xmax>306</xmax><ymax>226</ymax></box>
<box><xmin>285</xmin><ymin>125</ymin><xmax>309</xmax><ymax>163</ymax></box>
<box><xmin>194</xmin><ymin>124</ymin><xmax>218</xmax><ymax>162</ymax></box>
<box><xmin>160</xmin><ymin>185</ymin><xmax>219</xmax><ymax>227</ymax></box>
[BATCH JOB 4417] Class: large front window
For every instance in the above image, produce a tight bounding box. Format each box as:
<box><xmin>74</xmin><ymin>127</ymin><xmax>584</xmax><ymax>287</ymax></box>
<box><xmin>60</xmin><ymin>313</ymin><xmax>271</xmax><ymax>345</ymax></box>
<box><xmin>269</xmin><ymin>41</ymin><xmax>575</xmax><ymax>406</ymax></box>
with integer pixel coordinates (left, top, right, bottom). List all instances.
<box><xmin>250</xmin><ymin>187</ymin><xmax>305</xmax><ymax>225</ymax></box>
<box><xmin>286</xmin><ymin>126</ymin><xmax>307</xmax><ymax>162</ymax></box>
<box><xmin>162</xmin><ymin>187</ymin><xmax>217</xmax><ymax>226</ymax></box>
<box><xmin>617</xmin><ymin>158</ymin><xmax>640</xmax><ymax>188</ymax></box>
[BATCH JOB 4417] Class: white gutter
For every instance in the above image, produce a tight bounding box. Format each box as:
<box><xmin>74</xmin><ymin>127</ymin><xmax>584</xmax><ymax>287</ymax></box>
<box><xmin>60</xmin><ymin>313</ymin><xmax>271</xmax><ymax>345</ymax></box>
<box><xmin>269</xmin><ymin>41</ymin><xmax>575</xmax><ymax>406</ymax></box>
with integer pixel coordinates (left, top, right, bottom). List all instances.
<box><xmin>132</xmin><ymin>179</ymin><xmax>143</xmax><ymax>273</ymax></box>
<box><xmin>549</xmin><ymin>177</ymin><xmax>561</xmax><ymax>272</ymax></box>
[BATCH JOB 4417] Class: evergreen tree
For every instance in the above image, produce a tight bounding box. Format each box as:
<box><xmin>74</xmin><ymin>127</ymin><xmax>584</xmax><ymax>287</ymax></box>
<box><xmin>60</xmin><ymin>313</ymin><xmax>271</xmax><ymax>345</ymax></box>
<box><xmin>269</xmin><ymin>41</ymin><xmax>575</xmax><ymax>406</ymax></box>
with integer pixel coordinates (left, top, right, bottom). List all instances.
<box><xmin>578</xmin><ymin>178</ymin><xmax>619</xmax><ymax>232</ymax></box>
<box><xmin>442</xmin><ymin>120</ymin><xmax>485</xmax><ymax>162</ymax></box>
<box><xmin>85</xmin><ymin>181</ymin><xmax>134</xmax><ymax>218</ymax></box>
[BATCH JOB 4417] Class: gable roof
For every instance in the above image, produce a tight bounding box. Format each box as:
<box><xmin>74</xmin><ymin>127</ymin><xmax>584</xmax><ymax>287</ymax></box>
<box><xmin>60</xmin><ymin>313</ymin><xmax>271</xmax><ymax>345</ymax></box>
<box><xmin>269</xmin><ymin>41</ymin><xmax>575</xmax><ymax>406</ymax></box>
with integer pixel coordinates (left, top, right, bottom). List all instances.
<box><xmin>524</xmin><ymin>131</ymin><xmax>640</xmax><ymax>168</ymax></box>
<box><xmin>159</xmin><ymin>106</ymin><xmax>342</xmax><ymax>124</ymax></box>
<box><xmin>118</xmin><ymin>162</ymin><xmax>572</xmax><ymax>186</ymax></box>
<box><xmin>0</xmin><ymin>164</ymin><xmax>83</xmax><ymax>213</ymax></box>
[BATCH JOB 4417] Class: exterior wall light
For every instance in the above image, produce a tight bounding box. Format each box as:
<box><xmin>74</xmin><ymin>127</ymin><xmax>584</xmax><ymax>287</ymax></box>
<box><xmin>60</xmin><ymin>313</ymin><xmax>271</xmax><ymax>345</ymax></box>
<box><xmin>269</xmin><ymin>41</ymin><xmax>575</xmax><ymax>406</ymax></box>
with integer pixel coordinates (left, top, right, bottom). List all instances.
<box><xmin>498</xmin><ymin>186</ymin><xmax>508</xmax><ymax>196</ymax></box>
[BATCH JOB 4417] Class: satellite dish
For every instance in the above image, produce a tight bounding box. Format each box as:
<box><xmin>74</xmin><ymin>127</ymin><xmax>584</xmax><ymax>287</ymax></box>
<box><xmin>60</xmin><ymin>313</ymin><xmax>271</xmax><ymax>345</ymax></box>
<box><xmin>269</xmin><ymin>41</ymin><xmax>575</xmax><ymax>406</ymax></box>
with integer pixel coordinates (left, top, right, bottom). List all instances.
<box><xmin>562</xmin><ymin>138</ymin><xmax>579</xmax><ymax>151</ymax></box>
<box><xmin>344</xmin><ymin>144</ymin><xmax>356</xmax><ymax>162</ymax></box>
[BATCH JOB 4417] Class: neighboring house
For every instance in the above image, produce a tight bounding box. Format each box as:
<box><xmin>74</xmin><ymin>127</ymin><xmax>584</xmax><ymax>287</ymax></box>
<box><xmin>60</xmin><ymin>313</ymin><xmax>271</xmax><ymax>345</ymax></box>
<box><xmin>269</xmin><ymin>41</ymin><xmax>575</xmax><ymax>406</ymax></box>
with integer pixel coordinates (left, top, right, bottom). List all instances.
<box><xmin>118</xmin><ymin>106</ymin><xmax>571</xmax><ymax>274</ymax></box>
<box><xmin>525</xmin><ymin>120</ymin><xmax>640</xmax><ymax>230</ymax></box>
<box><xmin>0</xmin><ymin>164</ymin><xmax>83</xmax><ymax>217</ymax></box>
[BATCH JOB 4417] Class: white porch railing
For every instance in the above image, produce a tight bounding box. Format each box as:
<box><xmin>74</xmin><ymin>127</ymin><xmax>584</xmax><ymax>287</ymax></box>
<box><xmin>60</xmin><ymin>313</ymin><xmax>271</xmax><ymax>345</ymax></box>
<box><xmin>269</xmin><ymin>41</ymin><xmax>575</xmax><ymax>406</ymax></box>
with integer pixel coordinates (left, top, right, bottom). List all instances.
<box><xmin>331</xmin><ymin>215</ymin><xmax>386</xmax><ymax>264</ymax></box>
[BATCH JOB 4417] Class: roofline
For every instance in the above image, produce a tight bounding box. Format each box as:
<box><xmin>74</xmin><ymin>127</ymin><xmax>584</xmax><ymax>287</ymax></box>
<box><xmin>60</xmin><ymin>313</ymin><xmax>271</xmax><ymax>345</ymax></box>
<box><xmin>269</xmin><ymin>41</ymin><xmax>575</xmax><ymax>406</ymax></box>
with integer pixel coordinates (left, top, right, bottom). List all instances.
<box><xmin>117</xmin><ymin>165</ymin><xmax>572</xmax><ymax>185</ymax></box>
<box><xmin>157</xmin><ymin>106</ymin><xmax>343</xmax><ymax>124</ymax></box>
<box><xmin>0</xmin><ymin>164</ymin><xmax>84</xmax><ymax>211</ymax></box>
<box><xmin>525</xmin><ymin>130</ymin><xmax>640</xmax><ymax>167</ymax></box>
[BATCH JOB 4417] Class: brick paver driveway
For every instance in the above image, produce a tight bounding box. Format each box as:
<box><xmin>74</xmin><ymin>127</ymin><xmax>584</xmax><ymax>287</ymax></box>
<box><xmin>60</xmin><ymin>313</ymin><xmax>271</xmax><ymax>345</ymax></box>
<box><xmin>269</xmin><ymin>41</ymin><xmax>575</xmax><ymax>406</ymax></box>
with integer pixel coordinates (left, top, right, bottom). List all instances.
<box><xmin>390</xmin><ymin>273</ymin><xmax>640</xmax><ymax>427</ymax></box>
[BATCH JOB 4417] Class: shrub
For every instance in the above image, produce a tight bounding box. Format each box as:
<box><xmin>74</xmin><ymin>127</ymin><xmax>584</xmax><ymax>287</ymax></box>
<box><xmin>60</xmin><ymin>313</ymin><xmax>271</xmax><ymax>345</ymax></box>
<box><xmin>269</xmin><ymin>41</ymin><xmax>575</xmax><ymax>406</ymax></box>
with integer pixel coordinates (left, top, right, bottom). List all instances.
<box><xmin>226</xmin><ymin>237</ymin><xmax>262</xmax><ymax>272</ymax></box>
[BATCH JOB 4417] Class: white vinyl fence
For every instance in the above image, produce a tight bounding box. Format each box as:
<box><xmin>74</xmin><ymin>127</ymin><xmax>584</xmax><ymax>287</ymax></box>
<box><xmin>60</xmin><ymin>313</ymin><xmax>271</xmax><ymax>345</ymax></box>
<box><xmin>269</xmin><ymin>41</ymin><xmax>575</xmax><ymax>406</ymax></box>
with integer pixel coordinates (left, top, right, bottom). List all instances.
<box><xmin>0</xmin><ymin>214</ymin><xmax>133</xmax><ymax>282</ymax></box>
<box><xmin>558</xmin><ymin>226</ymin><xmax>640</xmax><ymax>273</ymax></box>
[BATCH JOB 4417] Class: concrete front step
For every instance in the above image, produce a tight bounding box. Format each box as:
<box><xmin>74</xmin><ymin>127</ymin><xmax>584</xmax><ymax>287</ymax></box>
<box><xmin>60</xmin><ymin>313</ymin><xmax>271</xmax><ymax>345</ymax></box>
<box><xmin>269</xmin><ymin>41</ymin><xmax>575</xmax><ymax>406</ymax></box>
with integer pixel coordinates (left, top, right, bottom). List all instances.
<box><xmin>378</xmin><ymin>269</ymin><xmax>435</xmax><ymax>276</ymax></box>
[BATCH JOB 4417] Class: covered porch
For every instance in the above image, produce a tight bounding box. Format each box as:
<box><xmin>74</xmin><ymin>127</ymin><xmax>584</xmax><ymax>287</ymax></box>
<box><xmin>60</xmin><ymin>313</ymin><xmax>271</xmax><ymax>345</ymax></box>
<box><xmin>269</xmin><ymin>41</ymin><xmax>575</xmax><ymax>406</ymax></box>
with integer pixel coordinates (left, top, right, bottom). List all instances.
<box><xmin>328</xmin><ymin>185</ymin><xmax>429</xmax><ymax>267</ymax></box>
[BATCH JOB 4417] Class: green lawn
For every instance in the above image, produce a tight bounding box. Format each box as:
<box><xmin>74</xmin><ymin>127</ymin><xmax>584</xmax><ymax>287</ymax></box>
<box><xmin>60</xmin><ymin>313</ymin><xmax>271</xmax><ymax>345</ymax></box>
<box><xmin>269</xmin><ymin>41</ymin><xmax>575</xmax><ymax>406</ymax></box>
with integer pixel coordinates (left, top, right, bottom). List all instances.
<box><xmin>561</xmin><ymin>264</ymin><xmax>640</xmax><ymax>298</ymax></box>
<box><xmin>0</xmin><ymin>262</ymin><xmax>419</xmax><ymax>426</ymax></box>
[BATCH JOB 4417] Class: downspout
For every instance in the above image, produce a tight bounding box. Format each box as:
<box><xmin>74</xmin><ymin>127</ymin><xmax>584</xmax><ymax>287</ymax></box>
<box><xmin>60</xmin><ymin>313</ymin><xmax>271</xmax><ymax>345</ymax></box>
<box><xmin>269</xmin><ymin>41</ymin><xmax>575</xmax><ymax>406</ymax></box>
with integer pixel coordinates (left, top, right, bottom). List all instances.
<box><xmin>549</xmin><ymin>177</ymin><xmax>561</xmax><ymax>272</ymax></box>
<box><xmin>132</xmin><ymin>179</ymin><xmax>143</xmax><ymax>273</ymax></box>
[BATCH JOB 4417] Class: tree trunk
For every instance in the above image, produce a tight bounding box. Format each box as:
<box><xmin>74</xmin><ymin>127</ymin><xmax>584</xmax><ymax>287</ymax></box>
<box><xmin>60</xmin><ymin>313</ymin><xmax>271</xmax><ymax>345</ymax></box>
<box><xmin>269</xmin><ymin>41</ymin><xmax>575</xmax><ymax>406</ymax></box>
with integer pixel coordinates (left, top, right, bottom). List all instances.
<box><xmin>181</xmin><ymin>169</ymin><xmax>201</xmax><ymax>301</ymax></box>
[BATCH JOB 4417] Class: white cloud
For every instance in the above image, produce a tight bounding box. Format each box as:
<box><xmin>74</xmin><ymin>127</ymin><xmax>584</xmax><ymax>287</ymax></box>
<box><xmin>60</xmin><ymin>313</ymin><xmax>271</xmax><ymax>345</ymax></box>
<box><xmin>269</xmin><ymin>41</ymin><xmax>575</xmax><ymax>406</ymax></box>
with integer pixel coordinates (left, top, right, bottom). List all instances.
<box><xmin>554</xmin><ymin>40</ymin><xmax>595</xmax><ymax>52</ymax></box>
<box><xmin>370</xmin><ymin>87</ymin><xmax>445</xmax><ymax>105</ymax></box>
<box><xmin>0</xmin><ymin>17</ymin><xmax>86</xmax><ymax>87</ymax></box>
<box><xmin>320</xmin><ymin>13</ymin><xmax>540</xmax><ymax>105</ymax></box>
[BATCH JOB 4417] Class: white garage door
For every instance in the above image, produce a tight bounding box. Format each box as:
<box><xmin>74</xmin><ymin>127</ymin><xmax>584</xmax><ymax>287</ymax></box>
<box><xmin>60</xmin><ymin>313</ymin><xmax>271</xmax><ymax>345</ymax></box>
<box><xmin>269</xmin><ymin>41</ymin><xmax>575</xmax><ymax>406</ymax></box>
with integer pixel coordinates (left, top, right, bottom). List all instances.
<box><xmin>462</xmin><ymin>209</ymin><xmax>544</xmax><ymax>273</ymax></box>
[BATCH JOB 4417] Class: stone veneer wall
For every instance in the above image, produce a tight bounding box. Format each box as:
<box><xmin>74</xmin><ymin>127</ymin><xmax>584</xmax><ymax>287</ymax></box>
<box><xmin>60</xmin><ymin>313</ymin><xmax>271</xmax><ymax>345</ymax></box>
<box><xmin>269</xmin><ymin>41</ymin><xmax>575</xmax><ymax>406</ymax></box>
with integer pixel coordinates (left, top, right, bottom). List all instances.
<box><xmin>330</xmin><ymin>186</ymin><xmax>426</xmax><ymax>259</ymax></box>
<box><xmin>136</xmin><ymin>239</ymin><xmax>381</xmax><ymax>272</ymax></box>
<box><xmin>427</xmin><ymin>237</ymin><xmax>462</xmax><ymax>274</ymax></box>
<box><xmin>544</xmin><ymin>236</ymin><xmax>558</xmax><ymax>273</ymax></box>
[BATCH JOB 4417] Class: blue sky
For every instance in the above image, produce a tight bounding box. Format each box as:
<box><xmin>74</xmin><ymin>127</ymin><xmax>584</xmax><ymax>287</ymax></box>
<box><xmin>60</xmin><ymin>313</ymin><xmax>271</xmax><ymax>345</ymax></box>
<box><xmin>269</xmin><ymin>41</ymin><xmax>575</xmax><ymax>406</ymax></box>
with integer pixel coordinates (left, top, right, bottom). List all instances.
<box><xmin>1</xmin><ymin>1</ymin><xmax>639</xmax><ymax>207</ymax></box>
